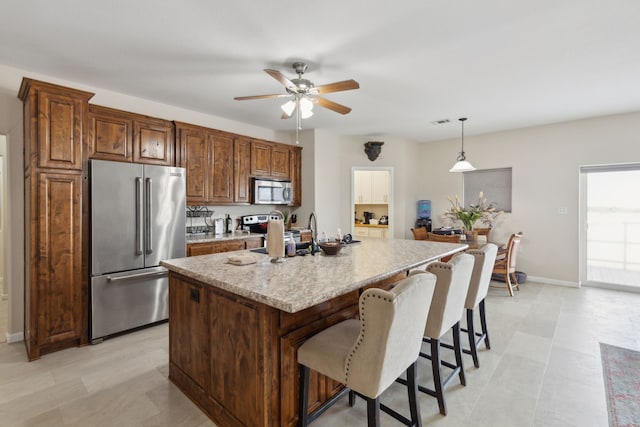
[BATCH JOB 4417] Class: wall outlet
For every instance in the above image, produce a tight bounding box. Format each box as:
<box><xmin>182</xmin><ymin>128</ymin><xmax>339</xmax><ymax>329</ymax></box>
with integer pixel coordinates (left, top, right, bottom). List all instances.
<box><xmin>558</xmin><ymin>207</ymin><xmax>568</xmax><ymax>215</ymax></box>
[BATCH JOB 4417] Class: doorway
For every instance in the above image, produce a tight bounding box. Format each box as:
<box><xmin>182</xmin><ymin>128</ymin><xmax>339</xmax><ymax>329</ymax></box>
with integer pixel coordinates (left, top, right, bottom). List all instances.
<box><xmin>580</xmin><ymin>164</ymin><xmax>640</xmax><ymax>292</ymax></box>
<box><xmin>351</xmin><ymin>167</ymin><xmax>393</xmax><ymax>239</ymax></box>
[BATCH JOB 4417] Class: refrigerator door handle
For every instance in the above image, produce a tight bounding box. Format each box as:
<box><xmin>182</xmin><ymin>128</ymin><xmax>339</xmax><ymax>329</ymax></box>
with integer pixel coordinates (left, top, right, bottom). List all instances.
<box><xmin>106</xmin><ymin>268</ymin><xmax>168</xmax><ymax>282</ymax></box>
<box><xmin>145</xmin><ymin>177</ymin><xmax>153</xmax><ymax>254</ymax></box>
<box><xmin>135</xmin><ymin>177</ymin><xmax>144</xmax><ymax>255</ymax></box>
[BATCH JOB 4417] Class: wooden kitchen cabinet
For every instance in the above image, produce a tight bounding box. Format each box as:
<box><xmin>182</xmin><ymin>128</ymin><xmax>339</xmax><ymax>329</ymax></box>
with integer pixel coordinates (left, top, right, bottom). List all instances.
<box><xmin>234</xmin><ymin>137</ymin><xmax>251</xmax><ymax>203</ymax></box>
<box><xmin>250</xmin><ymin>140</ymin><xmax>272</xmax><ymax>177</ymax></box>
<box><xmin>271</xmin><ymin>143</ymin><xmax>290</xmax><ymax>178</ymax></box>
<box><xmin>88</xmin><ymin>105</ymin><xmax>176</xmax><ymax>166</ymax></box>
<box><xmin>87</xmin><ymin>105</ymin><xmax>133</xmax><ymax>162</ymax></box>
<box><xmin>177</xmin><ymin>124</ymin><xmax>208</xmax><ymax>203</ymax></box>
<box><xmin>289</xmin><ymin>146</ymin><xmax>302</xmax><ymax>206</ymax></box>
<box><xmin>187</xmin><ymin>236</ymin><xmax>263</xmax><ymax>256</ymax></box>
<box><xmin>251</xmin><ymin>140</ymin><xmax>291</xmax><ymax>179</ymax></box>
<box><xmin>208</xmin><ymin>132</ymin><xmax>234</xmax><ymax>204</ymax></box>
<box><xmin>20</xmin><ymin>81</ymin><xmax>91</xmax><ymax>172</ymax></box>
<box><xmin>133</xmin><ymin>116</ymin><xmax>174</xmax><ymax>166</ymax></box>
<box><xmin>169</xmin><ymin>275</ymin><xmax>209</xmax><ymax>392</ymax></box>
<box><xmin>19</xmin><ymin>78</ymin><xmax>94</xmax><ymax>360</ymax></box>
<box><xmin>177</xmin><ymin>123</ymin><xmax>234</xmax><ymax>204</ymax></box>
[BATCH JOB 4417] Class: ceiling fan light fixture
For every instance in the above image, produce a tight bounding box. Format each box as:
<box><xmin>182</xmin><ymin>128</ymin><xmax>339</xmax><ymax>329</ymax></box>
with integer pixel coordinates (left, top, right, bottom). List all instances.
<box><xmin>449</xmin><ymin>117</ymin><xmax>476</xmax><ymax>173</ymax></box>
<box><xmin>300</xmin><ymin>97</ymin><xmax>313</xmax><ymax>119</ymax></box>
<box><xmin>281</xmin><ymin>99</ymin><xmax>296</xmax><ymax>116</ymax></box>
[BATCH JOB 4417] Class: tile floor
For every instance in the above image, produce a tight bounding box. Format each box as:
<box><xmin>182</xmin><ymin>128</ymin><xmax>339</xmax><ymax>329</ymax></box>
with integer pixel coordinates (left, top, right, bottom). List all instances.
<box><xmin>1</xmin><ymin>281</ymin><xmax>639</xmax><ymax>426</ymax></box>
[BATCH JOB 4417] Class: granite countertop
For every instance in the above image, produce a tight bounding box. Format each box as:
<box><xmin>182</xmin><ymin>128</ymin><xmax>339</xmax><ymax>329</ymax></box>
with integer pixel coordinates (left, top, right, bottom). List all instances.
<box><xmin>161</xmin><ymin>238</ymin><xmax>468</xmax><ymax>313</ymax></box>
<box><xmin>186</xmin><ymin>231</ymin><xmax>264</xmax><ymax>244</ymax></box>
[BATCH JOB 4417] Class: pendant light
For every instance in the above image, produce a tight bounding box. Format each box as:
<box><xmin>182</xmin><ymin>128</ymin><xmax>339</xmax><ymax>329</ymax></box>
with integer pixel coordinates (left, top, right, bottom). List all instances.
<box><xmin>449</xmin><ymin>117</ymin><xmax>476</xmax><ymax>172</ymax></box>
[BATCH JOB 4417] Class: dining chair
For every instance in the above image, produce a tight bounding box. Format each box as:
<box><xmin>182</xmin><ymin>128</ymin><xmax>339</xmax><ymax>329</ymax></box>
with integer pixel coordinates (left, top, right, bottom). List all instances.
<box><xmin>426</xmin><ymin>232</ymin><xmax>461</xmax><ymax>243</ymax></box>
<box><xmin>474</xmin><ymin>227</ymin><xmax>491</xmax><ymax>243</ymax></box>
<box><xmin>411</xmin><ymin>227</ymin><xmax>429</xmax><ymax>240</ymax></box>
<box><xmin>425</xmin><ymin>232</ymin><xmax>461</xmax><ymax>262</ymax></box>
<box><xmin>407</xmin><ymin>253</ymin><xmax>474</xmax><ymax>416</ymax></box>
<box><xmin>492</xmin><ymin>232</ymin><xmax>523</xmax><ymax>296</ymax></box>
<box><xmin>297</xmin><ymin>272</ymin><xmax>437</xmax><ymax>427</ymax></box>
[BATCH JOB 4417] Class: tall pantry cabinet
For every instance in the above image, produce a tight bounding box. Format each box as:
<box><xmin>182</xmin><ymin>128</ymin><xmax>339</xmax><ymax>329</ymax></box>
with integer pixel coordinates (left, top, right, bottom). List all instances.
<box><xmin>19</xmin><ymin>79</ymin><xmax>95</xmax><ymax>360</ymax></box>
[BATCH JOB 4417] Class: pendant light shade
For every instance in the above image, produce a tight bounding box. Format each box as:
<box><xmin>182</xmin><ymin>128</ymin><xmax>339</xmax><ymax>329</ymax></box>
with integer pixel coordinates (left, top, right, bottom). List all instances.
<box><xmin>449</xmin><ymin>117</ymin><xmax>476</xmax><ymax>172</ymax></box>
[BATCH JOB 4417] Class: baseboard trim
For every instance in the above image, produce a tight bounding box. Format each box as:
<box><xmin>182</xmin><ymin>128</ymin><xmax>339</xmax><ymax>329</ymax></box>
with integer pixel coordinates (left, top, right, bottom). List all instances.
<box><xmin>527</xmin><ymin>276</ymin><xmax>579</xmax><ymax>288</ymax></box>
<box><xmin>6</xmin><ymin>331</ymin><xmax>24</xmax><ymax>343</ymax></box>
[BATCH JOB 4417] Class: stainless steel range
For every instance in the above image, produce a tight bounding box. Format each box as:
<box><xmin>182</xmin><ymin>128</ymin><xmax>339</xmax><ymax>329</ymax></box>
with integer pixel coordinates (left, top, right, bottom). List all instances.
<box><xmin>240</xmin><ymin>214</ymin><xmax>281</xmax><ymax>234</ymax></box>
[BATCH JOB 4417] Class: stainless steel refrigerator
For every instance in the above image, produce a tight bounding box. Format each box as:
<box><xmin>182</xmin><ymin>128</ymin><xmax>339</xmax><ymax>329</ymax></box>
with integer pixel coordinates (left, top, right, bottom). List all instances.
<box><xmin>90</xmin><ymin>159</ymin><xmax>186</xmax><ymax>343</ymax></box>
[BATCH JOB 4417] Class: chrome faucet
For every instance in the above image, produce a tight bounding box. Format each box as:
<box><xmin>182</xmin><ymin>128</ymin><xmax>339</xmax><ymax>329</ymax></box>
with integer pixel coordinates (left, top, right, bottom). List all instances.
<box><xmin>307</xmin><ymin>212</ymin><xmax>318</xmax><ymax>246</ymax></box>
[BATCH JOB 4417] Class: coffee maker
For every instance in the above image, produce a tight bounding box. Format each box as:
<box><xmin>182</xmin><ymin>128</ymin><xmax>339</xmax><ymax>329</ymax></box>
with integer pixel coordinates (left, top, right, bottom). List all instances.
<box><xmin>363</xmin><ymin>211</ymin><xmax>373</xmax><ymax>224</ymax></box>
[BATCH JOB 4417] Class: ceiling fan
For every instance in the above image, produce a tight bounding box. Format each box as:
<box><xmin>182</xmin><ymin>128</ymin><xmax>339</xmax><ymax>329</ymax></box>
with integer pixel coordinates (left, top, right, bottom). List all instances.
<box><xmin>234</xmin><ymin>62</ymin><xmax>360</xmax><ymax>121</ymax></box>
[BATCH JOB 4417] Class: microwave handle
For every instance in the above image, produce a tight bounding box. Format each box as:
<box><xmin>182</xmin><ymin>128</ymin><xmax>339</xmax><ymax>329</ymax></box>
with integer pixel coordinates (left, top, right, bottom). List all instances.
<box><xmin>283</xmin><ymin>187</ymin><xmax>292</xmax><ymax>202</ymax></box>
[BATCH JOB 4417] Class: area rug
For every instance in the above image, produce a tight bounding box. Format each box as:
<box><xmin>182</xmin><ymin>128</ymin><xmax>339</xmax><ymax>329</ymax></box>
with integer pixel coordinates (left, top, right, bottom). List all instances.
<box><xmin>600</xmin><ymin>342</ymin><xmax>640</xmax><ymax>427</ymax></box>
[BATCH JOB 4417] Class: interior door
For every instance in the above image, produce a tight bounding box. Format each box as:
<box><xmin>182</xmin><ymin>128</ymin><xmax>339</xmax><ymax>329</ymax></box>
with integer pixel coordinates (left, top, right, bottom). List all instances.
<box><xmin>91</xmin><ymin>160</ymin><xmax>144</xmax><ymax>275</ymax></box>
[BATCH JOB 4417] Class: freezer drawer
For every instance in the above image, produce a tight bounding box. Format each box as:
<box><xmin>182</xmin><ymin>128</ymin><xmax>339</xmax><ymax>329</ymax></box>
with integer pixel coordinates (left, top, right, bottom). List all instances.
<box><xmin>91</xmin><ymin>267</ymin><xmax>169</xmax><ymax>342</ymax></box>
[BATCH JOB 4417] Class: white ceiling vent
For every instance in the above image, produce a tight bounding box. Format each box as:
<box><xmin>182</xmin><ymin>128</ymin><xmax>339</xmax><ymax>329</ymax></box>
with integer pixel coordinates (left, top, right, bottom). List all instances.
<box><xmin>430</xmin><ymin>119</ymin><xmax>450</xmax><ymax>125</ymax></box>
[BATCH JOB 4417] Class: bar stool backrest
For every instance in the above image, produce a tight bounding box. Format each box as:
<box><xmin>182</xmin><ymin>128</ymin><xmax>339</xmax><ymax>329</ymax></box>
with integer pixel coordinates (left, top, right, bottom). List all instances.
<box><xmin>424</xmin><ymin>254</ymin><xmax>474</xmax><ymax>339</ymax></box>
<box><xmin>345</xmin><ymin>272</ymin><xmax>437</xmax><ymax>399</ymax></box>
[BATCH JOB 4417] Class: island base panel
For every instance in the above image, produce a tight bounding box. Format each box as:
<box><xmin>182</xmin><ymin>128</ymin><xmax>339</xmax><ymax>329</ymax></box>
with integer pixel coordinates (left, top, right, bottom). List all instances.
<box><xmin>168</xmin><ymin>271</ymin><xmax>405</xmax><ymax>427</ymax></box>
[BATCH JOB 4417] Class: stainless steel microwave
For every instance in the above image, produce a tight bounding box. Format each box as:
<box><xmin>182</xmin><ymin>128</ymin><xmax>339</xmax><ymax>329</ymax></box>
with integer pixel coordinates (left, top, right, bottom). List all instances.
<box><xmin>252</xmin><ymin>178</ymin><xmax>292</xmax><ymax>205</ymax></box>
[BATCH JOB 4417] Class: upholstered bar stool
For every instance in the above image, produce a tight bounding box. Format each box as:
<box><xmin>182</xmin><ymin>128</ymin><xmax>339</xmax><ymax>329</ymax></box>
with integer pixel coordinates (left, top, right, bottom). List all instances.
<box><xmin>408</xmin><ymin>254</ymin><xmax>474</xmax><ymax>416</ymax></box>
<box><xmin>297</xmin><ymin>273</ymin><xmax>437</xmax><ymax>427</ymax></box>
<box><xmin>461</xmin><ymin>244</ymin><xmax>498</xmax><ymax>368</ymax></box>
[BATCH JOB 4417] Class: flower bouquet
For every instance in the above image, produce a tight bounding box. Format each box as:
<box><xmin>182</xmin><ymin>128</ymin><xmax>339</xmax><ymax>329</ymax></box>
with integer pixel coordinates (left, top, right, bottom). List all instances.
<box><xmin>443</xmin><ymin>192</ymin><xmax>503</xmax><ymax>237</ymax></box>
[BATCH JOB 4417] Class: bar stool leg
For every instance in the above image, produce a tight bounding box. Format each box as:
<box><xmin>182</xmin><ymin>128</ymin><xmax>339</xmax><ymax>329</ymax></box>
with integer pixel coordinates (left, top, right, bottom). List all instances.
<box><xmin>430</xmin><ymin>338</ymin><xmax>447</xmax><ymax>416</ymax></box>
<box><xmin>479</xmin><ymin>299</ymin><xmax>490</xmax><ymax>350</ymax></box>
<box><xmin>452</xmin><ymin>322</ymin><xmax>466</xmax><ymax>386</ymax></box>
<box><xmin>406</xmin><ymin>361</ymin><xmax>422</xmax><ymax>427</ymax></box>
<box><xmin>466</xmin><ymin>308</ymin><xmax>480</xmax><ymax>368</ymax></box>
<box><xmin>298</xmin><ymin>365</ymin><xmax>310</xmax><ymax>427</ymax></box>
<box><xmin>366</xmin><ymin>396</ymin><xmax>381</xmax><ymax>427</ymax></box>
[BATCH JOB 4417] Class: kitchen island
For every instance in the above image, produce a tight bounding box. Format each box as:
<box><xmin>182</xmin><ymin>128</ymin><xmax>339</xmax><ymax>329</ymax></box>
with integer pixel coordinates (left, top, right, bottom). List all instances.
<box><xmin>160</xmin><ymin>238</ymin><xmax>467</xmax><ymax>427</ymax></box>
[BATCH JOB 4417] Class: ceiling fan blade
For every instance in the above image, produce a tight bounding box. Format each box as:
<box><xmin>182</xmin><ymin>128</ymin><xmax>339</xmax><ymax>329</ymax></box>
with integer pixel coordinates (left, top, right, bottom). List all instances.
<box><xmin>316</xmin><ymin>97</ymin><xmax>352</xmax><ymax>115</ymax></box>
<box><xmin>234</xmin><ymin>93</ymin><xmax>288</xmax><ymax>101</ymax></box>
<box><xmin>313</xmin><ymin>79</ymin><xmax>360</xmax><ymax>94</ymax></box>
<box><xmin>264</xmin><ymin>69</ymin><xmax>299</xmax><ymax>93</ymax></box>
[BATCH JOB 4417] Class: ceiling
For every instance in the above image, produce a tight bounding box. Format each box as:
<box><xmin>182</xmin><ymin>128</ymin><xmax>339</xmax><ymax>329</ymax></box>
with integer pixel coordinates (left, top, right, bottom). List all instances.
<box><xmin>1</xmin><ymin>0</ymin><xmax>639</xmax><ymax>142</ymax></box>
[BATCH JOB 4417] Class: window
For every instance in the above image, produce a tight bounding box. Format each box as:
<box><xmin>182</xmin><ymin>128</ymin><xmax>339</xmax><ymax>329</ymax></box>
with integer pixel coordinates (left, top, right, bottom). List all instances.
<box><xmin>463</xmin><ymin>167</ymin><xmax>512</xmax><ymax>212</ymax></box>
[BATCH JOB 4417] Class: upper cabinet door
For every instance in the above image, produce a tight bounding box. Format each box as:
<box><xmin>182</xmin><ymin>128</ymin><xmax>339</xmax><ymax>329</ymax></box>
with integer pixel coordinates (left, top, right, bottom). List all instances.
<box><xmin>133</xmin><ymin>118</ymin><xmax>175</xmax><ymax>166</ymax></box>
<box><xmin>178</xmin><ymin>125</ymin><xmax>209</xmax><ymax>204</ymax></box>
<box><xmin>370</xmin><ymin>170</ymin><xmax>390</xmax><ymax>203</ymax></box>
<box><xmin>234</xmin><ymin>138</ymin><xmax>251</xmax><ymax>203</ymax></box>
<box><xmin>289</xmin><ymin>146</ymin><xmax>302</xmax><ymax>207</ymax></box>
<box><xmin>209</xmin><ymin>133</ymin><xmax>234</xmax><ymax>204</ymax></box>
<box><xmin>37</xmin><ymin>91</ymin><xmax>86</xmax><ymax>171</ymax></box>
<box><xmin>271</xmin><ymin>144</ymin><xmax>290</xmax><ymax>179</ymax></box>
<box><xmin>250</xmin><ymin>140</ymin><xmax>271</xmax><ymax>177</ymax></box>
<box><xmin>88</xmin><ymin>105</ymin><xmax>133</xmax><ymax>162</ymax></box>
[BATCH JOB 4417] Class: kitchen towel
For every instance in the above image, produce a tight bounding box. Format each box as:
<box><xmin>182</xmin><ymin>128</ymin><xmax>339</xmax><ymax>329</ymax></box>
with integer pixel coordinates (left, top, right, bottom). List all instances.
<box><xmin>266</xmin><ymin>216</ymin><xmax>285</xmax><ymax>258</ymax></box>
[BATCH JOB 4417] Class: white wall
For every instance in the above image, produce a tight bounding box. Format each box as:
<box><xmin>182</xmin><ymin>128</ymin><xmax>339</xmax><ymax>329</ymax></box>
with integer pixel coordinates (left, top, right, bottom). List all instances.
<box><xmin>419</xmin><ymin>112</ymin><xmax>640</xmax><ymax>285</ymax></box>
<box><xmin>0</xmin><ymin>135</ymin><xmax>6</xmax><ymax>297</ymax></box>
<box><xmin>337</xmin><ymin>134</ymin><xmax>423</xmax><ymax>240</ymax></box>
<box><xmin>5</xmin><ymin>111</ymin><xmax>23</xmax><ymax>339</ymax></box>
